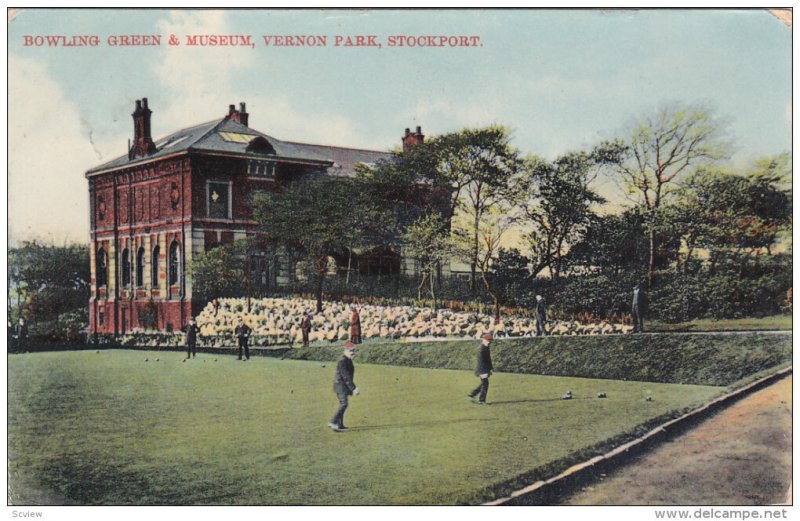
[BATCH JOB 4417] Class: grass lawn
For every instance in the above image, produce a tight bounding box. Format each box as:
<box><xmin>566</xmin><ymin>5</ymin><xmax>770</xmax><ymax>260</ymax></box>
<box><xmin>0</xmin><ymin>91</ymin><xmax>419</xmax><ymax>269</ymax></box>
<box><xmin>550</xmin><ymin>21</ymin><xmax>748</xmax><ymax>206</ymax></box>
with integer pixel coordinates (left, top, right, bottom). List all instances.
<box><xmin>647</xmin><ymin>314</ymin><xmax>792</xmax><ymax>333</ymax></box>
<box><xmin>8</xmin><ymin>350</ymin><xmax>724</xmax><ymax>505</ymax></box>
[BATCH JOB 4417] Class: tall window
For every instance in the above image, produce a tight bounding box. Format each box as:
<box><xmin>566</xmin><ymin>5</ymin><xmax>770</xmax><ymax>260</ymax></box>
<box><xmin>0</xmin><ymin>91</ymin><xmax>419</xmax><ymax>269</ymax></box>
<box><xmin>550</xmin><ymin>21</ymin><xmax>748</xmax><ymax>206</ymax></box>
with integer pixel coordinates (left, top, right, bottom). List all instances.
<box><xmin>121</xmin><ymin>248</ymin><xmax>131</xmax><ymax>287</ymax></box>
<box><xmin>96</xmin><ymin>247</ymin><xmax>108</xmax><ymax>288</ymax></box>
<box><xmin>136</xmin><ymin>247</ymin><xmax>145</xmax><ymax>287</ymax></box>
<box><xmin>151</xmin><ymin>245</ymin><xmax>160</xmax><ymax>287</ymax></box>
<box><xmin>168</xmin><ymin>241</ymin><xmax>180</xmax><ymax>286</ymax></box>
<box><xmin>207</xmin><ymin>181</ymin><xmax>231</xmax><ymax>219</ymax></box>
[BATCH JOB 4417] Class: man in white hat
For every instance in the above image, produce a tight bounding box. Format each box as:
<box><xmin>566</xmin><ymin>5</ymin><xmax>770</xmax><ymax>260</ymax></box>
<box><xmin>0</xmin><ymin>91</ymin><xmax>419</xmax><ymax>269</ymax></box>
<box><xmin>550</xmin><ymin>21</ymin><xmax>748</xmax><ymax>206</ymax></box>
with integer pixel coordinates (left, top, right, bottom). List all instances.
<box><xmin>329</xmin><ymin>342</ymin><xmax>360</xmax><ymax>432</ymax></box>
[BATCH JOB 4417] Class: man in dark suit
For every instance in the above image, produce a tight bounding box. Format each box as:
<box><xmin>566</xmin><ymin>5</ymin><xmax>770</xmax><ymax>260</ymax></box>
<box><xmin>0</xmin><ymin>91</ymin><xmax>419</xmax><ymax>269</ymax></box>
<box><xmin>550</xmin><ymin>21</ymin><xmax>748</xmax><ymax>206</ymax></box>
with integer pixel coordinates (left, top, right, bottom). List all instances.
<box><xmin>235</xmin><ymin>319</ymin><xmax>251</xmax><ymax>360</ymax></box>
<box><xmin>534</xmin><ymin>294</ymin><xmax>548</xmax><ymax>336</ymax></box>
<box><xmin>329</xmin><ymin>342</ymin><xmax>359</xmax><ymax>432</ymax></box>
<box><xmin>632</xmin><ymin>285</ymin><xmax>645</xmax><ymax>333</ymax></box>
<box><xmin>467</xmin><ymin>332</ymin><xmax>494</xmax><ymax>405</ymax></box>
<box><xmin>185</xmin><ymin>318</ymin><xmax>198</xmax><ymax>359</ymax></box>
<box><xmin>300</xmin><ymin>311</ymin><xmax>312</xmax><ymax>348</ymax></box>
<box><xmin>8</xmin><ymin>321</ymin><xmax>15</xmax><ymax>352</ymax></box>
<box><xmin>15</xmin><ymin>317</ymin><xmax>28</xmax><ymax>352</ymax></box>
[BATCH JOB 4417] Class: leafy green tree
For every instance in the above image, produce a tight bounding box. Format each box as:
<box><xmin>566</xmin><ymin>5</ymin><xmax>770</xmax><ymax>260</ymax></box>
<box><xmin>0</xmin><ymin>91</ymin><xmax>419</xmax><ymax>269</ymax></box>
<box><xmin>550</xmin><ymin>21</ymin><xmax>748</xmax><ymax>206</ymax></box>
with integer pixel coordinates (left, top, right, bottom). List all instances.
<box><xmin>746</xmin><ymin>153</ymin><xmax>792</xmax><ymax>253</ymax></box>
<box><xmin>423</xmin><ymin>126</ymin><xmax>523</xmax><ymax>294</ymax></box>
<box><xmin>253</xmin><ymin>175</ymin><xmax>378</xmax><ymax>312</ymax></box>
<box><xmin>749</xmin><ymin>152</ymin><xmax>792</xmax><ymax>191</ymax></box>
<box><xmin>566</xmin><ymin>210</ymin><xmax>649</xmax><ymax>276</ymax></box>
<box><xmin>188</xmin><ymin>238</ymin><xmax>267</xmax><ymax>306</ymax></box>
<box><xmin>614</xmin><ymin>102</ymin><xmax>731</xmax><ymax>284</ymax></box>
<box><xmin>491</xmin><ymin>248</ymin><xmax>531</xmax><ymax>308</ymax></box>
<box><xmin>357</xmin><ymin>126</ymin><xmax>525</xmax><ymax>296</ymax></box>
<box><xmin>519</xmin><ymin>142</ymin><xmax>624</xmax><ymax>279</ymax></box>
<box><xmin>353</xmin><ymin>156</ymin><xmax>441</xmax><ymax>251</ymax></box>
<box><xmin>7</xmin><ymin>241</ymin><xmax>90</xmax><ymax>334</ymax></box>
<box><xmin>673</xmin><ymin>165</ymin><xmax>791</xmax><ymax>273</ymax></box>
<box><xmin>402</xmin><ymin>213</ymin><xmax>455</xmax><ymax>308</ymax></box>
<box><xmin>469</xmin><ymin>207</ymin><xmax>515</xmax><ymax>321</ymax></box>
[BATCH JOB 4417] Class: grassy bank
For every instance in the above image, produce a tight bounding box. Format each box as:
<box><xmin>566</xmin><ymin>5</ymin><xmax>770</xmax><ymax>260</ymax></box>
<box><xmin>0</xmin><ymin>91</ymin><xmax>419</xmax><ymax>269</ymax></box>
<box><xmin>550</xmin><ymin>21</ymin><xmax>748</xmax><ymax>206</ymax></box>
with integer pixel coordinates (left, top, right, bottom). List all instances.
<box><xmin>280</xmin><ymin>333</ymin><xmax>792</xmax><ymax>386</ymax></box>
<box><xmin>647</xmin><ymin>314</ymin><xmax>792</xmax><ymax>333</ymax></box>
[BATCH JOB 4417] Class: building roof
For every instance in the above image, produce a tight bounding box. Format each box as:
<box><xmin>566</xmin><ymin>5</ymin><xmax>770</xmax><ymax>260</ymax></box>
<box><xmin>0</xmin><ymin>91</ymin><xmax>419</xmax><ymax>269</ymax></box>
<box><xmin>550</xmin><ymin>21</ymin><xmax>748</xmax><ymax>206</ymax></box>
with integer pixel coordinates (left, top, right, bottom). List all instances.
<box><xmin>282</xmin><ymin>141</ymin><xmax>394</xmax><ymax>177</ymax></box>
<box><xmin>86</xmin><ymin>117</ymin><xmax>393</xmax><ymax>177</ymax></box>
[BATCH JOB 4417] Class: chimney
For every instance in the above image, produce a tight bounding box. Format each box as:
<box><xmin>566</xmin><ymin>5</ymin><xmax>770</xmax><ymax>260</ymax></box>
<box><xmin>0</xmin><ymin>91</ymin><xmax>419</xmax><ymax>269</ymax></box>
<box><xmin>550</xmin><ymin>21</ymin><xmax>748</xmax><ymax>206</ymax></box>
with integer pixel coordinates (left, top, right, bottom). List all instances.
<box><xmin>226</xmin><ymin>102</ymin><xmax>249</xmax><ymax>127</ymax></box>
<box><xmin>239</xmin><ymin>102</ymin><xmax>249</xmax><ymax>126</ymax></box>
<box><xmin>130</xmin><ymin>97</ymin><xmax>156</xmax><ymax>159</ymax></box>
<box><xmin>401</xmin><ymin>125</ymin><xmax>424</xmax><ymax>151</ymax></box>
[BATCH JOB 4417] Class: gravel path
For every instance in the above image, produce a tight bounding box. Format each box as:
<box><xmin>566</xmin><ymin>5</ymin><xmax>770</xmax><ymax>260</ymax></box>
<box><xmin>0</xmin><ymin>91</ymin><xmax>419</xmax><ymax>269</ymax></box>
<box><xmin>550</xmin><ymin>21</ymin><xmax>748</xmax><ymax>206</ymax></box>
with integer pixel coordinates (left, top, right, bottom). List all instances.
<box><xmin>561</xmin><ymin>375</ymin><xmax>792</xmax><ymax>505</ymax></box>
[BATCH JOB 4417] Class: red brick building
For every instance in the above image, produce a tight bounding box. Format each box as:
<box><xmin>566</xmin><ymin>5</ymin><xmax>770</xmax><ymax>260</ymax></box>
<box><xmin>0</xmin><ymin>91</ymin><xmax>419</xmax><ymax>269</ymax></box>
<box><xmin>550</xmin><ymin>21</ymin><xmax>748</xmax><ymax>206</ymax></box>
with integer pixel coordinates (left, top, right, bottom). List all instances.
<box><xmin>86</xmin><ymin>98</ymin><xmax>425</xmax><ymax>334</ymax></box>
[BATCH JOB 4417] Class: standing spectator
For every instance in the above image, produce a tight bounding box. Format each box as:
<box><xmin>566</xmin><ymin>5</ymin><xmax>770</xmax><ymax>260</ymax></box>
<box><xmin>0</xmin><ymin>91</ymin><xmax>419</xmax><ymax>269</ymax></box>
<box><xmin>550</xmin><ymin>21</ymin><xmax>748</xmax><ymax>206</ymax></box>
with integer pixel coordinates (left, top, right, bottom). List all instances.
<box><xmin>15</xmin><ymin>317</ymin><xmax>28</xmax><ymax>352</ymax></box>
<box><xmin>329</xmin><ymin>342</ymin><xmax>359</xmax><ymax>432</ymax></box>
<box><xmin>350</xmin><ymin>306</ymin><xmax>362</xmax><ymax>344</ymax></box>
<box><xmin>185</xmin><ymin>318</ymin><xmax>198</xmax><ymax>359</ymax></box>
<box><xmin>235</xmin><ymin>318</ymin><xmax>251</xmax><ymax>361</ymax></box>
<box><xmin>467</xmin><ymin>333</ymin><xmax>494</xmax><ymax>405</ymax></box>
<box><xmin>300</xmin><ymin>311</ymin><xmax>312</xmax><ymax>348</ymax></box>
<box><xmin>8</xmin><ymin>321</ymin><xmax>15</xmax><ymax>352</ymax></box>
<box><xmin>632</xmin><ymin>285</ymin><xmax>645</xmax><ymax>333</ymax></box>
<box><xmin>211</xmin><ymin>297</ymin><xmax>220</xmax><ymax>317</ymax></box>
<box><xmin>534</xmin><ymin>295</ymin><xmax>548</xmax><ymax>336</ymax></box>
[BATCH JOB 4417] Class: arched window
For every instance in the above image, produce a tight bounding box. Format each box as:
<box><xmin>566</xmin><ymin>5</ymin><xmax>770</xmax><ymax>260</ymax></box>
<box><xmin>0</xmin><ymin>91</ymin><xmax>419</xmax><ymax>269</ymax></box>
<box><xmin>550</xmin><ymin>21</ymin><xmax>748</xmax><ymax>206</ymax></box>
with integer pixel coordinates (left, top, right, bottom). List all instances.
<box><xmin>136</xmin><ymin>247</ymin><xmax>145</xmax><ymax>287</ymax></box>
<box><xmin>151</xmin><ymin>245</ymin><xmax>160</xmax><ymax>288</ymax></box>
<box><xmin>96</xmin><ymin>247</ymin><xmax>108</xmax><ymax>288</ymax></box>
<box><xmin>121</xmin><ymin>248</ymin><xmax>131</xmax><ymax>287</ymax></box>
<box><xmin>168</xmin><ymin>241</ymin><xmax>180</xmax><ymax>286</ymax></box>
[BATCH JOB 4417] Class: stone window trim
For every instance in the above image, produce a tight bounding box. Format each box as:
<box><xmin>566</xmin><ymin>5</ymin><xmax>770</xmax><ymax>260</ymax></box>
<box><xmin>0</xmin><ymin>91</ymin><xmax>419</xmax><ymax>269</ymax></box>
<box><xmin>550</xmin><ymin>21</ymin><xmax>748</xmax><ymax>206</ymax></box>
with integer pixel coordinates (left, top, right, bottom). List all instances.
<box><xmin>151</xmin><ymin>244</ymin><xmax>161</xmax><ymax>288</ymax></box>
<box><xmin>96</xmin><ymin>247</ymin><xmax>108</xmax><ymax>289</ymax></box>
<box><xmin>121</xmin><ymin>248</ymin><xmax>132</xmax><ymax>288</ymax></box>
<box><xmin>168</xmin><ymin>240</ymin><xmax>181</xmax><ymax>287</ymax></box>
<box><xmin>206</xmin><ymin>180</ymin><xmax>233</xmax><ymax>219</ymax></box>
<box><xmin>136</xmin><ymin>247</ymin><xmax>146</xmax><ymax>288</ymax></box>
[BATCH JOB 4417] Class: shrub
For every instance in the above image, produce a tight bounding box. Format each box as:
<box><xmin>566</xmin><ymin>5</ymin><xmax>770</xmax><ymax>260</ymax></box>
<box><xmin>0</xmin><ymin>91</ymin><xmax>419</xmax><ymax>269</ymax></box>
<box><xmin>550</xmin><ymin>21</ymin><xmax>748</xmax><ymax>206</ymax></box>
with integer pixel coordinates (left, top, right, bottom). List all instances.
<box><xmin>649</xmin><ymin>273</ymin><xmax>708</xmax><ymax>323</ymax></box>
<box><xmin>29</xmin><ymin>309</ymin><xmax>88</xmax><ymax>343</ymax></box>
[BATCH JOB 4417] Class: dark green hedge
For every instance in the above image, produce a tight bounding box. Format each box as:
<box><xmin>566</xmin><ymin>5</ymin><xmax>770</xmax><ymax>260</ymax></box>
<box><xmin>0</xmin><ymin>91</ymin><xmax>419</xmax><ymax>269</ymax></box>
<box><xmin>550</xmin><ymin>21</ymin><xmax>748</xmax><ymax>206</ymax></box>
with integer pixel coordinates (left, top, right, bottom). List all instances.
<box><xmin>278</xmin><ymin>333</ymin><xmax>791</xmax><ymax>387</ymax></box>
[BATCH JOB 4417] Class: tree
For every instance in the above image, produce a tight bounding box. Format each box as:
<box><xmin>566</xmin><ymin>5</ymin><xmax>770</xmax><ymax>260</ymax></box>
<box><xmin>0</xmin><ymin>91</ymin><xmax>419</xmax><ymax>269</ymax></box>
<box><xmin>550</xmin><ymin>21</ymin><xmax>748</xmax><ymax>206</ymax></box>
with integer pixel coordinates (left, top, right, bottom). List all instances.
<box><xmin>491</xmin><ymin>248</ymin><xmax>531</xmax><ymax>308</ymax></box>
<box><xmin>253</xmin><ymin>174</ymin><xmax>378</xmax><ymax>312</ymax></box>
<box><xmin>357</xmin><ymin>126</ymin><xmax>524</xmax><ymax>296</ymax></box>
<box><xmin>746</xmin><ymin>153</ymin><xmax>793</xmax><ymax>254</ymax></box>
<box><xmin>614</xmin><ymin>102</ymin><xmax>731</xmax><ymax>284</ymax></box>
<box><xmin>566</xmin><ymin>210</ymin><xmax>650</xmax><ymax>276</ymax></box>
<box><xmin>673</xmin><ymin>165</ymin><xmax>791</xmax><ymax>273</ymax></box>
<box><xmin>519</xmin><ymin>142</ymin><xmax>623</xmax><ymax>279</ymax></box>
<box><xmin>424</xmin><ymin>126</ymin><xmax>522</xmax><ymax>294</ymax></box>
<box><xmin>353</xmin><ymin>156</ymin><xmax>443</xmax><ymax>252</ymax></box>
<box><xmin>467</xmin><ymin>207</ymin><xmax>515</xmax><ymax>321</ymax></box>
<box><xmin>188</xmin><ymin>238</ymin><xmax>268</xmax><ymax>307</ymax></box>
<box><xmin>402</xmin><ymin>213</ymin><xmax>455</xmax><ymax>308</ymax></box>
<box><xmin>7</xmin><ymin>241</ymin><xmax>90</xmax><ymax>333</ymax></box>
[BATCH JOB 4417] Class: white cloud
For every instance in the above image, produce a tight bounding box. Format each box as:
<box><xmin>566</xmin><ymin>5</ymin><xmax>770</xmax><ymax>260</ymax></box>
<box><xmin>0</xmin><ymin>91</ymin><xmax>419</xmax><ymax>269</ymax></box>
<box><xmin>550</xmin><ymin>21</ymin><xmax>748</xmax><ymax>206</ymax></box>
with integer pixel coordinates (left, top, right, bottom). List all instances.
<box><xmin>244</xmin><ymin>94</ymin><xmax>385</xmax><ymax>150</ymax></box>
<box><xmin>149</xmin><ymin>11</ymin><xmax>387</xmax><ymax>151</ymax></box>
<box><xmin>409</xmin><ymin>97</ymin><xmax>505</xmax><ymax>135</ymax></box>
<box><xmin>8</xmin><ymin>56</ymin><xmax>99</xmax><ymax>245</ymax></box>
<box><xmin>152</xmin><ymin>10</ymin><xmax>257</xmax><ymax>132</ymax></box>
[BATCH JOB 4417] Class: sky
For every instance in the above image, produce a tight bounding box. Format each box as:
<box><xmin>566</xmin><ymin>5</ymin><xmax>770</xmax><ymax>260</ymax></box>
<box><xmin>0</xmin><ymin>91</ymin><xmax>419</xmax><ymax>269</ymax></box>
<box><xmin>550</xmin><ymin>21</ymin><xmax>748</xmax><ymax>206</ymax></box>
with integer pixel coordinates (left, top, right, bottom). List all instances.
<box><xmin>6</xmin><ymin>8</ymin><xmax>792</xmax><ymax>245</ymax></box>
